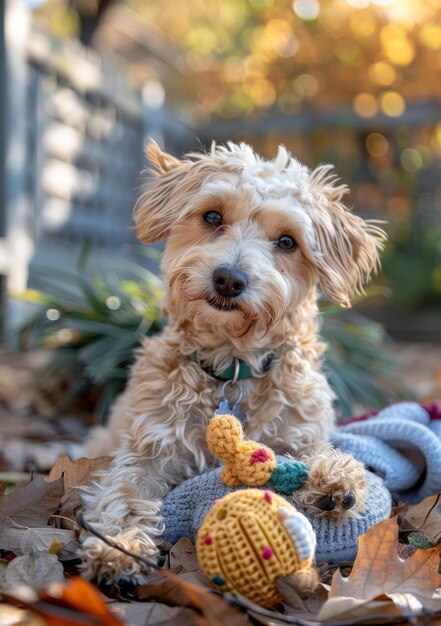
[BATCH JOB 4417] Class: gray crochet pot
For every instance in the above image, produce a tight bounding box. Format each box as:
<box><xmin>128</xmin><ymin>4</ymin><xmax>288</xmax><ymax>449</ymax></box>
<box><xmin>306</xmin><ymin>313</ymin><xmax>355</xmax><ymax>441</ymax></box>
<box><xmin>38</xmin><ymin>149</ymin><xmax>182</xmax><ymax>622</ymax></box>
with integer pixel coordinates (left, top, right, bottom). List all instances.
<box><xmin>160</xmin><ymin>456</ymin><xmax>392</xmax><ymax>563</ymax></box>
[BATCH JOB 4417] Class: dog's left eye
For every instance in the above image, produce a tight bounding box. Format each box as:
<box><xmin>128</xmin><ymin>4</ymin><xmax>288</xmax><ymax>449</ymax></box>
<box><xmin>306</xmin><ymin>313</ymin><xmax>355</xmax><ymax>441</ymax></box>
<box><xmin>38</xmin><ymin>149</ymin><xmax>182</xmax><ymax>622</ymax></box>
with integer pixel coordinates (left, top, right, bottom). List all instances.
<box><xmin>276</xmin><ymin>235</ymin><xmax>297</xmax><ymax>251</ymax></box>
<box><xmin>204</xmin><ymin>211</ymin><xmax>222</xmax><ymax>227</ymax></box>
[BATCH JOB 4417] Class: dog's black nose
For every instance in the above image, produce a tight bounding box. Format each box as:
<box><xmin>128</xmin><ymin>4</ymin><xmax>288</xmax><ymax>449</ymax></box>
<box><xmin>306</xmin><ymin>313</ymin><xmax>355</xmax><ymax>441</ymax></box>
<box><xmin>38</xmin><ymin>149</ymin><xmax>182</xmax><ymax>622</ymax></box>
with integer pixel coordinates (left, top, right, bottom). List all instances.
<box><xmin>213</xmin><ymin>266</ymin><xmax>247</xmax><ymax>298</ymax></box>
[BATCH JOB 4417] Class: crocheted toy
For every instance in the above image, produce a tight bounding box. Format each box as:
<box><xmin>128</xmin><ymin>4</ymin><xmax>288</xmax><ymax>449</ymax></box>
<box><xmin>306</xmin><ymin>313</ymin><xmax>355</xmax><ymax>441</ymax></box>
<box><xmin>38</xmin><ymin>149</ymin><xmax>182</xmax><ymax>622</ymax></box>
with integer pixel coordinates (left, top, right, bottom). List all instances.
<box><xmin>207</xmin><ymin>412</ymin><xmax>310</xmax><ymax>493</ymax></box>
<box><xmin>161</xmin><ymin>456</ymin><xmax>391</xmax><ymax>563</ymax></box>
<box><xmin>196</xmin><ymin>488</ymin><xmax>317</xmax><ymax>607</ymax></box>
<box><xmin>206</xmin><ymin>414</ymin><xmax>277</xmax><ymax>486</ymax></box>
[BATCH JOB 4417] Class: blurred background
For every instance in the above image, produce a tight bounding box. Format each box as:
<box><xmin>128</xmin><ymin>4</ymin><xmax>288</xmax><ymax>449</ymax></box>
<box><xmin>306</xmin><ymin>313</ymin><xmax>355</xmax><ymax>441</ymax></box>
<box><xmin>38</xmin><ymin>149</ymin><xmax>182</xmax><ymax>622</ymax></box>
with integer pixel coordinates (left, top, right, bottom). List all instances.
<box><xmin>0</xmin><ymin>0</ymin><xmax>440</xmax><ymax>472</ymax></box>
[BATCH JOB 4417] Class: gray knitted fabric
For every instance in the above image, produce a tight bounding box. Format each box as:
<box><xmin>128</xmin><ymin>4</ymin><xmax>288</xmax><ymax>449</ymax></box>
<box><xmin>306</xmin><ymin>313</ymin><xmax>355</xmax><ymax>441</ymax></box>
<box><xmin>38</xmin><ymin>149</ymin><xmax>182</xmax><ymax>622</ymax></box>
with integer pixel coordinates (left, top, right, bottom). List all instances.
<box><xmin>160</xmin><ymin>402</ymin><xmax>439</xmax><ymax>562</ymax></box>
<box><xmin>330</xmin><ymin>403</ymin><xmax>441</xmax><ymax>502</ymax></box>
<box><xmin>160</xmin><ymin>455</ymin><xmax>391</xmax><ymax>563</ymax></box>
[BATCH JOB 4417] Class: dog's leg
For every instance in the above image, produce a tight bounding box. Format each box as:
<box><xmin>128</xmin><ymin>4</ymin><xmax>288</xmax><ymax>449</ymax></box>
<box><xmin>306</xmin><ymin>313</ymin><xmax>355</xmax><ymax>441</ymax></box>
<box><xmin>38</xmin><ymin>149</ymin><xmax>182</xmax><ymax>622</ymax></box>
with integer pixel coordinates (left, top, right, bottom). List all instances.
<box><xmin>79</xmin><ymin>415</ymin><xmax>200</xmax><ymax>584</ymax></box>
<box><xmin>293</xmin><ymin>443</ymin><xmax>369</xmax><ymax>521</ymax></box>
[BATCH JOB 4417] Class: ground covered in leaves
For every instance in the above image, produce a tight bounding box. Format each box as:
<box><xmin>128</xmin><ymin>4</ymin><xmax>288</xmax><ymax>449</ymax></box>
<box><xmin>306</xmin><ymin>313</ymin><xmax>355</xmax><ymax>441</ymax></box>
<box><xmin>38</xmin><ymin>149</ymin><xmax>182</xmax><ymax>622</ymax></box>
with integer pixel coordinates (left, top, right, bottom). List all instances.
<box><xmin>0</xmin><ymin>455</ymin><xmax>441</xmax><ymax>625</ymax></box>
<box><xmin>0</xmin><ymin>344</ymin><xmax>440</xmax><ymax>625</ymax></box>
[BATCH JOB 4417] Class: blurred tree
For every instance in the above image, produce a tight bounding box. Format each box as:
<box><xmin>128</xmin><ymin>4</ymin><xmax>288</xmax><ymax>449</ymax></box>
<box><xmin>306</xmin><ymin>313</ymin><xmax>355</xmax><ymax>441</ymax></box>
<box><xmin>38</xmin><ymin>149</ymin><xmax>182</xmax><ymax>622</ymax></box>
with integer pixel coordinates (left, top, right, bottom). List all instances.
<box><xmin>30</xmin><ymin>0</ymin><xmax>441</xmax><ymax>322</ymax></box>
<box><xmin>70</xmin><ymin>0</ymin><xmax>116</xmax><ymax>46</ymax></box>
<box><xmin>33</xmin><ymin>0</ymin><xmax>441</xmax><ymax>122</ymax></box>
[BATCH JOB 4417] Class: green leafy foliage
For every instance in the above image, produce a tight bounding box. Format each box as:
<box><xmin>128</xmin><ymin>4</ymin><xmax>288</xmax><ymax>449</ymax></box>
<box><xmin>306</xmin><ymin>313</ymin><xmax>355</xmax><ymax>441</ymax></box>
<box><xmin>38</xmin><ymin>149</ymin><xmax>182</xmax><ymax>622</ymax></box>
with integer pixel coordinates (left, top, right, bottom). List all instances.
<box><xmin>14</xmin><ymin>254</ymin><xmax>399</xmax><ymax>421</ymax></box>
<box><xmin>15</xmin><ymin>253</ymin><xmax>164</xmax><ymax>422</ymax></box>
<box><xmin>380</xmin><ymin>218</ymin><xmax>441</xmax><ymax>313</ymax></box>
<box><xmin>320</xmin><ymin>294</ymin><xmax>400</xmax><ymax>417</ymax></box>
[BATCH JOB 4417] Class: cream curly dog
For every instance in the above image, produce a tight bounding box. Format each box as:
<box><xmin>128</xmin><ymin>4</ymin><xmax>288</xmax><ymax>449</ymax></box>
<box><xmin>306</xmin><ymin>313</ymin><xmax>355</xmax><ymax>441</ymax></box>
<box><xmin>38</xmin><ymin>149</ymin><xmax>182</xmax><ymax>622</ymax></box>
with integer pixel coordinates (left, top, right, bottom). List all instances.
<box><xmin>80</xmin><ymin>141</ymin><xmax>384</xmax><ymax>582</ymax></box>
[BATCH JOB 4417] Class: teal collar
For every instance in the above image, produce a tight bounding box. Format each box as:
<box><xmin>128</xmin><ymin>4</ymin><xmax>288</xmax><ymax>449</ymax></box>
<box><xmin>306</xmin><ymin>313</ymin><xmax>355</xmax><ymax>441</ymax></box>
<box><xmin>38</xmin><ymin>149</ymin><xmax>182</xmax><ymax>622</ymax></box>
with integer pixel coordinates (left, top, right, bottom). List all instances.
<box><xmin>188</xmin><ymin>352</ymin><xmax>274</xmax><ymax>381</ymax></box>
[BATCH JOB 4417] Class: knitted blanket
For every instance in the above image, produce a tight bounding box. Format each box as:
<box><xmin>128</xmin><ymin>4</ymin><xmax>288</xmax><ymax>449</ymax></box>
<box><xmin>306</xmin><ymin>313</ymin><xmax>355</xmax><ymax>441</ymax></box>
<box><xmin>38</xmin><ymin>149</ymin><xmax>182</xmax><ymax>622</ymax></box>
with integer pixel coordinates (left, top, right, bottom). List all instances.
<box><xmin>160</xmin><ymin>401</ymin><xmax>440</xmax><ymax>562</ymax></box>
<box><xmin>331</xmin><ymin>402</ymin><xmax>441</xmax><ymax>503</ymax></box>
<box><xmin>161</xmin><ymin>459</ymin><xmax>391</xmax><ymax>563</ymax></box>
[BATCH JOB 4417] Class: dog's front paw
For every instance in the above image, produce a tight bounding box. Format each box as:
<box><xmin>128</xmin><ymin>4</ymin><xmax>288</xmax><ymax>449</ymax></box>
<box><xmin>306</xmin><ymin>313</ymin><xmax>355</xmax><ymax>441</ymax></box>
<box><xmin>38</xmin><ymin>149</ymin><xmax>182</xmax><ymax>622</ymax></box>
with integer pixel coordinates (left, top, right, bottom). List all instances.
<box><xmin>78</xmin><ymin>529</ymin><xmax>159</xmax><ymax>585</ymax></box>
<box><xmin>294</xmin><ymin>444</ymin><xmax>369</xmax><ymax>522</ymax></box>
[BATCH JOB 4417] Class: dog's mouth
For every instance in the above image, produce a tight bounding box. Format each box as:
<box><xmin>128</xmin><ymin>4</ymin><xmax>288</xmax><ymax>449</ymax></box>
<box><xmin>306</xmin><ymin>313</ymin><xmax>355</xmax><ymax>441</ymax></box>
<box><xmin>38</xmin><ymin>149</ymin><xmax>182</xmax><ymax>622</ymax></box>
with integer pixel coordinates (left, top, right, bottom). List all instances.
<box><xmin>206</xmin><ymin>296</ymin><xmax>239</xmax><ymax>312</ymax></box>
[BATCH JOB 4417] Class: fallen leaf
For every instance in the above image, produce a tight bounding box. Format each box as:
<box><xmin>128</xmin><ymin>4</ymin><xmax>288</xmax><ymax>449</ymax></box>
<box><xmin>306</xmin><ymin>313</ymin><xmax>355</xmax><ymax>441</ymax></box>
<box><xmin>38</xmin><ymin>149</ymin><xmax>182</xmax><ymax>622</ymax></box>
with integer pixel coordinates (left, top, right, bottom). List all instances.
<box><xmin>0</xmin><ymin>605</ymin><xmax>47</xmax><ymax>626</ymax></box>
<box><xmin>56</xmin><ymin>489</ymin><xmax>83</xmax><ymax>523</ymax></box>
<box><xmin>57</xmin><ymin>541</ymin><xmax>82</xmax><ymax>563</ymax></box>
<box><xmin>47</xmin><ymin>456</ymin><xmax>111</xmax><ymax>524</ymax></box>
<box><xmin>401</xmin><ymin>493</ymin><xmax>441</xmax><ymax>547</ymax></box>
<box><xmin>148</xmin><ymin>608</ymin><xmax>207</xmax><ymax>626</ymax></box>
<box><xmin>40</xmin><ymin>577</ymin><xmax>123</xmax><ymax>626</ymax></box>
<box><xmin>0</xmin><ymin>527</ymin><xmax>74</xmax><ymax>555</ymax></box>
<box><xmin>169</xmin><ymin>538</ymin><xmax>200</xmax><ymax>574</ymax></box>
<box><xmin>47</xmin><ymin>455</ymin><xmax>111</xmax><ymax>493</ymax></box>
<box><xmin>318</xmin><ymin>596</ymin><xmax>402</xmax><ymax>622</ymax></box>
<box><xmin>134</xmin><ymin>569</ymin><xmax>250</xmax><ymax>625</ymax></box>
<box><xmin>3</xmin><ymin>577</ymin><xmax>124</xmax><ymax>626</ymax></box>
<box><xmin>318</xmin><ymin>516</ymin><xmax>441</xmax><ymax>622</ymax></box>
<box><xmin>0</xmin><ymin>475</ymin><xmax>64</xmax><ymax>528</ymax></box>
<box><xmin>277</xmin><ymin>577</ymin><xmax>328</xmax><ymax>616</ymax></box>
<box><xmin>3</xmin><ymin>551</ymin><xmax>65</xmax><ymax>589</ymax></box>
<box><xmin>276</xmin><ymin>576</ymin><xmax>306</xmax><ymax>611</ymax></box>
<box><xmin>110</xmin><ymin>602</ymin><xmax>202</xmax><ymax>626</ymax></box>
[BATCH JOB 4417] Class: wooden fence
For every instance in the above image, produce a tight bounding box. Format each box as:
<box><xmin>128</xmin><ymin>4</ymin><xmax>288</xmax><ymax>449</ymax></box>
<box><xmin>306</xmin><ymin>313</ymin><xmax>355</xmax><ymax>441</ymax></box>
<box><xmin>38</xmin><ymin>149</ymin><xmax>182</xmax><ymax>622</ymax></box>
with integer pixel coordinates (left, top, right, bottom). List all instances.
<box><xmin>0</xmin><ymin>0</ymin><xmax>193</xmax><ymax>327</ymax></box>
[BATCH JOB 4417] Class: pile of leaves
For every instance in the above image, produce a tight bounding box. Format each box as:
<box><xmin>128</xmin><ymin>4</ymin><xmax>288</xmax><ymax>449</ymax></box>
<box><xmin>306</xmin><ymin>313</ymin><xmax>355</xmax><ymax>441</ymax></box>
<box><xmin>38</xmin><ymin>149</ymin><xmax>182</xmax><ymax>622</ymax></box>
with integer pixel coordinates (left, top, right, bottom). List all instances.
<box><xmin>1</xmin><ymin>456</ymin><xmax>441</xmax><ymax>625</ymax></box>
<box><xmin>12</xmin><ymin>251</ymin><xmax>400</xmax><ymax>421</ymax></box>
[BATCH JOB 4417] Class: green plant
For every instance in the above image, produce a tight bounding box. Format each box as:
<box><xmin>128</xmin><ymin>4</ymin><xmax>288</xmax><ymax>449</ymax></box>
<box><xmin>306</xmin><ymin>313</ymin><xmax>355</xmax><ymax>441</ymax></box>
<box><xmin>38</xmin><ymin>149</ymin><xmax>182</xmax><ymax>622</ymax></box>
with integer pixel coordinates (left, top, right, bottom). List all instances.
<box><xmin>320</xmin><ymin>293</ymin><xmax>400</xmax><ymax>417</ymax></box>
<box><xmin>14</xmin><ymin>253</ymin><xmax>400</xmax><ymax>420</ymax></box>
<box><xmin>380</xmin><ymin>217</ymin><xmax>441</xmax><ymax>313</ymax></box>
<box><xmin>15</xmin><ymin>251</ymin><xmax>164</xmax><ymax>422</ymax></box>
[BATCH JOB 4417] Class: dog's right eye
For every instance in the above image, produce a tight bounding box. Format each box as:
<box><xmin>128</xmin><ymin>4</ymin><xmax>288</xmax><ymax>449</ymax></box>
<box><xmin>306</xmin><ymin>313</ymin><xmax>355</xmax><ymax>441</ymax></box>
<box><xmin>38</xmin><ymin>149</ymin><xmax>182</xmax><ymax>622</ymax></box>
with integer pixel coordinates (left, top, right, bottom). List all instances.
<box><xmin>203</xmin><ymin>211</ymin><xmax>222</xmax><ymax>227</ymax></box>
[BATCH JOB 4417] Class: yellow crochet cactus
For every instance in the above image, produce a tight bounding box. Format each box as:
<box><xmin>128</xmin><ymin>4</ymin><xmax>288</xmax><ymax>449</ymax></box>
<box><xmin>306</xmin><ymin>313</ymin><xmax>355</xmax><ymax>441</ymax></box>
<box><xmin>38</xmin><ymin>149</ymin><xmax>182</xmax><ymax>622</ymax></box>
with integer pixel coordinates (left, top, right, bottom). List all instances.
<box><xmin>206</xmin><ymin>414</ymin><xmax>277</xmax><ymax>486</ymax></box>
<box><xmin>196</xmin><ymin>489</ymin><xmax>316</xmax><ymax>607</ymax></box>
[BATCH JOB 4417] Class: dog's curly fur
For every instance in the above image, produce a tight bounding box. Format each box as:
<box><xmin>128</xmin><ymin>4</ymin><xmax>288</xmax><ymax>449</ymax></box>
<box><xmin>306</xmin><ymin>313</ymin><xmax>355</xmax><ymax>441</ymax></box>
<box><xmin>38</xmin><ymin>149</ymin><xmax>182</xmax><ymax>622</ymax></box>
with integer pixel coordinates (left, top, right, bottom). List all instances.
<box><xmin>80</xmin><ymin>141</ymin><xmax>385</xmax><ymax>583</ymax></box>
<box><xmin>293</xmin><ymin>443</ymin><xmax>370</xmax><ymax>521</ymax></box>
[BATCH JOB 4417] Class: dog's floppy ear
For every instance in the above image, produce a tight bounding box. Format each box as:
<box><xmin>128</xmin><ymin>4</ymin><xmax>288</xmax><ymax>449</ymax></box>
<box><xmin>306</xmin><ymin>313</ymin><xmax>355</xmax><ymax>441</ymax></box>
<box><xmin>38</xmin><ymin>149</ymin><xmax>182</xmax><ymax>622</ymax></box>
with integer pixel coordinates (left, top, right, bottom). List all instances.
<box><xmin>134</xmin><ymin>141</ymin><xmax>217</xmax><ymax>244</ymax></box>
<box><xmin>309</xmin><ymin>165</ymin><xmax>386</xmax><ymax>307</ymax></box>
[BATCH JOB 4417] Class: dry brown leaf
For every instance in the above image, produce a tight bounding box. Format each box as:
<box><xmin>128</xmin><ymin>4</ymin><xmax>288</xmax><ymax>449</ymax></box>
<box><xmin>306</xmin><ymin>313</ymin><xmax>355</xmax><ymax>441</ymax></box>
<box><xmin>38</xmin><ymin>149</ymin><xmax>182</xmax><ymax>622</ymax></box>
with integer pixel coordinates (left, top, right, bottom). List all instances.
<box><xmin>110</xmin><ymin>602</ymin><xmax>203</xmax><ymax>626</ymax></box>
<box><xmin>277</xmin><ymin>577</ymin><xmax>328</xmax><ymax>617</ymax></box>
<box><xmin>0</xmin><ymin>605</ymin><xmax>47</xmax><ymax>626</ymax></box>
<box><xmin>2</xmin><ymin>552</ymin><xmax>65</xmax><ymax>589</ymax></box>
<box><xmin>318</xmin><ymin>516</ymin><xmax>441</xmax><ymax>622</ymax></box>
<box><xmin>47</xmin><ymin>455</ymin><xmax>111</xmax><ymax>492</ymax></box>
<box><xmin>318</xmin><ymin>597</ymin><xmax>402</xmax><ymax>622</ymax></box>
<box><xmin>134</xmin><ymin>569</ymin><xmax>250</xmax><ymax>625</ymax></box>
<box><xmin>149</xmin><ymin>608</ymin><xmax>207</xmax><ymax>626</ymax></box>
<box><xmin>401</xmin><ymin>493</ymin><xmax>441</xmax><ymax>546</ymax></box>
<box><xmin>57</xmin><ymin>489</ymin><xmax>83</xmax><ymax>522</ymax></box>
<box><xmin>276</xmin><ymin>576</ymin><xmax>306</xmax><ymax>611</ymax></box>
<box><xmin>169</xmin><ymin>538</ymin><xmax>200</xmax><ymax>574</ymax></box>
<box><xmin>0</xmin><ymin>527</ymin><xmax>74</xmax><ymax>555</ymax></box>
<box><xmin>47</xmin><ymin>456</ymin><xmax>111</xmax><ymax>524</ymax></box>
<box><xmin>3</xmin><ymin>577</ymin><xmax>124</xmax><ymax>626</ymax></box>
<box><xmin>0</xmin><ymin>475</ymin><xmax>64</xmax><ymax>528</ymax></box>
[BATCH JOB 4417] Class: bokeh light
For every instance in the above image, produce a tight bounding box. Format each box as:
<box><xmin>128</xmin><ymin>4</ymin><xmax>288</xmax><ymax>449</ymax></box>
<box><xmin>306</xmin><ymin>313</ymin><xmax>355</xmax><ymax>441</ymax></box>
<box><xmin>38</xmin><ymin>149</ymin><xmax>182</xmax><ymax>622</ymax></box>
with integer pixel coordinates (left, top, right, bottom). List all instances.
<box><xmin>353</xmin><ymin>93</ymin><xmax>378</xmax><ymax>118</ymax></box>
<box><xmin>294</xmin><ymin>74</ymin><xmax>319</xmax><ymax>99</ymax></box>
<box><xmin>380</xmin><ymin>91</ymin><xmax>406</xmax><ymax>117</ymax></box>
<box><xmin>366</xmin><ymin>133</ymin><xmax>389</xmax><ymax>157</ymax></box>
<box><xmin>380</xmin><ymin>25</ymin><xmax>415</xmax><ymax>66</ymax></box>
<box><xmin>346</xmin><ymin>0</ymin><xmax>369</xmax><ymax>7</ymax></box>
<box><xmin>293</xmin><ymin>0</ymin><xmax>320</xmax><ymax>21</ymax></box>
<box><xmin>419</xmin><ymin>25</ymin><xmax>441</xmax><ymax>50</ymax></box>
<box><xmin>401</xmin><ymin>148</ymin><xmax>423</xmax><ymax>172</ymax></box>
<box><xmin>368</xmin><ymin>62</ymin><xmax>397</xmax><ymax>86</ymax></box>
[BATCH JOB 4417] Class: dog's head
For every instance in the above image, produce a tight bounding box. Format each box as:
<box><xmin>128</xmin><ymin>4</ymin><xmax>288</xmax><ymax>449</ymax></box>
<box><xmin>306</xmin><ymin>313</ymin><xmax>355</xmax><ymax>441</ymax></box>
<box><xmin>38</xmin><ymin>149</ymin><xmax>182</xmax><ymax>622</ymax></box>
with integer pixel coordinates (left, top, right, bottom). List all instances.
<box><xmin>134</xmin><ymin>141</ymin><xmax>385</xmax><ymax>338</ymax></box>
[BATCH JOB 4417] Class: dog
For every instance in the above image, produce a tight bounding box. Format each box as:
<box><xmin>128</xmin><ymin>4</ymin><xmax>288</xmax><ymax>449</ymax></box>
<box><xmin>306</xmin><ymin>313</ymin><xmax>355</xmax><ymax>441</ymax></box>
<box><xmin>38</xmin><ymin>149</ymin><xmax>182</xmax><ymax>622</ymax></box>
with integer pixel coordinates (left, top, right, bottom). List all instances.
<box><xmin>80</xmin><ymin>140</ymin><xmax>385</xmax><ymax>583</ymax></box>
